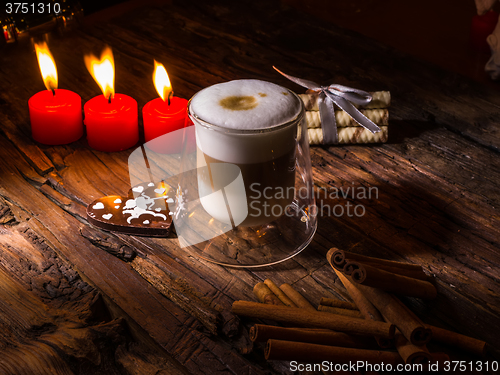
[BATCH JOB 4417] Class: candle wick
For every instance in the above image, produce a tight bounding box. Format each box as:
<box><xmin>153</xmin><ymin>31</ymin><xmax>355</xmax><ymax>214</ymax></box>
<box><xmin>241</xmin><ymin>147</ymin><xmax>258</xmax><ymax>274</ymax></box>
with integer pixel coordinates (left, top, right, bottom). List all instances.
<box><xmin>108</xmin><ymin>94</ymin><xmax>112</xmax><ymax>104</ymax></box>
<box><xmin>167</xmin><ymin>90</ymin><xmax>173</xmax><ymax>106</ymax></box>
<box><xmin>51</xmin><ymin>89</ymin><xmax>56</xmax><ymax>96</ymax></box>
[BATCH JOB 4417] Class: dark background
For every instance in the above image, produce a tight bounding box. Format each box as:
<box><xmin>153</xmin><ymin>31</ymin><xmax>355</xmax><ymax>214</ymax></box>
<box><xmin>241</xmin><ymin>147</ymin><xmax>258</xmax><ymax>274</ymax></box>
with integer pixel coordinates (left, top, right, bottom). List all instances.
<box><xmin>2</xmin><ymin>0</ymin><xmax>498</xmax><ymax>86</ymax></box>
<box><xmin>74</xmin><ymin>0</ymin><xmax>499</xmax><ymax>86</ymax></box>
<box><xmin>79</xmin><ymin>0</ymin><xmax>129</xmax><ymax>15</ymax></box>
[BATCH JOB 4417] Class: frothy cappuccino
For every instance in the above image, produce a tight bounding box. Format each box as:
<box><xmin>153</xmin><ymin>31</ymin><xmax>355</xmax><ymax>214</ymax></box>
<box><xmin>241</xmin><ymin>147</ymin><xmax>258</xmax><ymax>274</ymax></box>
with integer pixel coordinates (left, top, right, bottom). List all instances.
<box><xmin>189</xmin><ymin>79</ymin><xmax>303</xmax><ymax>226</ymax></box>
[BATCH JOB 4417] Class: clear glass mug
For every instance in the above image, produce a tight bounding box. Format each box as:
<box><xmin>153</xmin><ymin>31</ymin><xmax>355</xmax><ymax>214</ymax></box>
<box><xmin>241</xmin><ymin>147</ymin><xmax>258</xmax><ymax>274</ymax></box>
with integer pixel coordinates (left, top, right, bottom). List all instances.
<box><xmin>172</xmin><ymin>79</ymin><xmax>317</xmax><ymax>267</ymax></box>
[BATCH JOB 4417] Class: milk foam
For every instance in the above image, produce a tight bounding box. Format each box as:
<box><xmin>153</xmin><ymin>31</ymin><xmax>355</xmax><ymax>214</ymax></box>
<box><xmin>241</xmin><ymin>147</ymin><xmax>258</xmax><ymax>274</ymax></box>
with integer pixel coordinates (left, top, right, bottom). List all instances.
<box><xmin>190</xmin><ymin>80</ymin><xmax>303</xmax><ymax>163</ymax></box>
<box><xmin>190</xmin><ymin>79</ymin><xmax>301</xmax><ymax>130</ymax></box>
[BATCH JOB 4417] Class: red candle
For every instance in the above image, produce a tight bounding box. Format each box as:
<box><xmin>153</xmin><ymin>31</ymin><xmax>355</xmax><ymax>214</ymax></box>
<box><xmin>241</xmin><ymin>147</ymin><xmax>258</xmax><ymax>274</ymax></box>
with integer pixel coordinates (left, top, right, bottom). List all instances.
<box><xmin>84</xmin><ymin>94</ymin><xmax>138</xmax><ymax>152</ymax></box>
<box><xmin>84</xmin><ymin>46</ymin><xmax>138</xmax><ymax>152</ymax></box>
<box><xmin>143</xmin><ymin>96</ymin><xmax>189</xmax><ymax>153</ymax></box>
<box><xmin>143</xmin><ymin>61</ymin><xmax>189</xmax><ymax>154</ymax></box>
<box><xmin>29</xmin><ymin>89</ymin><xmax>82</xmax><ymax>145</ymax></box>
<box><xmin>29</xmin><ymin>42</ymin><xmax>82</xmax><ymax>145</ymax></box>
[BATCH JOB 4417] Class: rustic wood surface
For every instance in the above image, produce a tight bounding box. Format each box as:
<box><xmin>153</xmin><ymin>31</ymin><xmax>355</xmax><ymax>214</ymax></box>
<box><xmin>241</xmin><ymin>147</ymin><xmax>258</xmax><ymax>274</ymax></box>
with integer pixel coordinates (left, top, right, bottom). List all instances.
<box><xmin>0</xmin><ymin>0</ymin><xmax>499</xmax><ymax>373</ymax></box>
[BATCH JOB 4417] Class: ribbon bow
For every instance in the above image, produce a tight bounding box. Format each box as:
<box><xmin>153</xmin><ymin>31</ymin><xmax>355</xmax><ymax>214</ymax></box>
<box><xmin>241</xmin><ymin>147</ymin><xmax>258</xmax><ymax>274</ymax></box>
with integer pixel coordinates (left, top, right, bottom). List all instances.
<box><xmin>274</xmin><ymin>67</ymin><xmax>381</xmax><ymax>144</ymax></box>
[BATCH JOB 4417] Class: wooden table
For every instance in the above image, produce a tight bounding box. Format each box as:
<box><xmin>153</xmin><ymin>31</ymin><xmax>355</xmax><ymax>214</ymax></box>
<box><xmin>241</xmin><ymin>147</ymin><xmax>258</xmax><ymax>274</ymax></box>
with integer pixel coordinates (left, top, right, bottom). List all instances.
<box><xmin>0</xmin><ymin>0</ymin><xmax>499</xmax><ymax>373</ymax></box>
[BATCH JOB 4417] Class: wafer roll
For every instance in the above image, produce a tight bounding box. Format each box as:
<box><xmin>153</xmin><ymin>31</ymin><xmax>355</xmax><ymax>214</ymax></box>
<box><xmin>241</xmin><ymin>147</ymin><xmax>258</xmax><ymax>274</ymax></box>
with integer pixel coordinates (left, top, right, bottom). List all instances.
<box><xmin>306</xmin><ymin>109</ymin><xmax>389</xmax><ymax>128</ymax></box>
<box><xmin>300</xmin><ymin>91</ymin><xmax>391</xmax><ymax>111</ymax></box>
<box><xmin>308</xmin><ymin>126</ymin><xmax>389</xmax><ymax>145</ymax></box>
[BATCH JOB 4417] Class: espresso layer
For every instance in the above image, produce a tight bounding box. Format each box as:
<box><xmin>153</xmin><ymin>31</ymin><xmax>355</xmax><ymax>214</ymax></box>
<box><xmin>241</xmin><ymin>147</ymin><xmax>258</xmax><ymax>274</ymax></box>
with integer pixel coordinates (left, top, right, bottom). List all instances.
<box><xmin>199</xmin><ymin>148</ymin><xmax>296</xmax><ymax>227</ymax></box>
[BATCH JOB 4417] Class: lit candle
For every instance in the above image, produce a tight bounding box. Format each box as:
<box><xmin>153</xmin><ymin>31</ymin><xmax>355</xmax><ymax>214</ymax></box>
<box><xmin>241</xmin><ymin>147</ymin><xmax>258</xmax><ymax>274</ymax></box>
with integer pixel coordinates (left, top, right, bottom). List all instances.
<box><xmin>84</xmin><ymin>46</ymin><xmax>138</xmax><ymax>152</ymax></box>
<box><xmin>29</xmin><ymin>42</ymin><xmax>83</xmax><ymax>145</ymax></box>
<box><xmin>143</xmin><ymin>60</ymin><xmax>188</xmax><ymax>154</ymax></box>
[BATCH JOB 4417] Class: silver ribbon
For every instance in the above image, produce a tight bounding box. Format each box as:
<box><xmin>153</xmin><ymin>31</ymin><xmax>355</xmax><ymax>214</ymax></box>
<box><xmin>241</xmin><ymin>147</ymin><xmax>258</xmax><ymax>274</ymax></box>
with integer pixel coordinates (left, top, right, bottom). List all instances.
<box><xmin>274</xmin><ymin>67</ymin><xmax>381</xmax><ymax>144</ymax></box>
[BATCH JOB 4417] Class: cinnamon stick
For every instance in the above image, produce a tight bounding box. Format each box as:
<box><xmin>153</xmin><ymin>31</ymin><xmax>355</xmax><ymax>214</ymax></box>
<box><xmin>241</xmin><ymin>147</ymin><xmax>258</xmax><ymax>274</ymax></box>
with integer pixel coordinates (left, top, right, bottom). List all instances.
<box><xmin>232</xmin><ymin>301</ymin><xmax>395</xmax><ymax>338</ymax></box>
<box><xmin>331</xmin><ymin>269</ymin><xmax>384</xmax><ymax>322</ymax></box>
<box><xmin>329</xmin><ymin>248</ymin><xmax>427</xmax><ymax>280</ymax></box>
<box><xmin>253</xmin><ymin>282</ymin><xmax>284</xmax><ymax>306</ymax></box>
<box><xmin>264</xmin><ymin>279</ymin><xmax>297</xmax><ymax>307</ymax></box>
<box><xmin>279</xmin><ymin>283</ymin><xmax>316</xmax><ymax>311</ymax></box>
<box><xmin>391</xmin><ymin>296</ymin><xmax>488</xmax><ymax>356</ymax></box>
<box><xmin>429</xmin><ymin>352</ymin><xmax>450</xmax><ymax>367</ymax></box>
<box><xmin>332</xmin><ymin>267</ymin><xmax>393</xmax><ymax>348</ymax></box>
<box><xmin>428</xmin><ymin>325</ymin><xmax>487</xmax><ymax>357</ymax></box>
<box><xmin>328</xmin><ymin>252</ymin><xmax>431</xmax><ymax>345</ymax></box>
<box><xmin>395</xmin><ymin>333</ymin><xmax>431</xmax><ymax>364</ymax></box>
<box><xmin>352</xmin><ymin>284</ymin><xmax>432</xmax><ymax>346</ymax></box>
<box><xmin>317</xmin><ymin>305</ymin><xmax>363</xmax><ymax>319</ymax></box>
<box><xmin>249</xmin><ymin>324</ymin><xmax>377</xmax><ymax>348</ymax></box>
<box><xmin>345</xmin><ymin>262</ymin><xmax>437</xmax><ymax>299</ymax></box>
<box><xmin>330</xmin><ymin>247</ymin><xmax>352</xmax><ymax>271</ymax></box>
<box><xmin>265</xmin><ymin>339</ymin><xmax>403</xmax><ymax>364</ymax></box>
<box><xmin>320</xmin><ymin>297</ymin><xmax>358</xmax><ymax>310</ymax></box>
<box><xmin>343</xmin><ymin>260</ymin><xmax>429</xmax><ymax>281</ymax></box>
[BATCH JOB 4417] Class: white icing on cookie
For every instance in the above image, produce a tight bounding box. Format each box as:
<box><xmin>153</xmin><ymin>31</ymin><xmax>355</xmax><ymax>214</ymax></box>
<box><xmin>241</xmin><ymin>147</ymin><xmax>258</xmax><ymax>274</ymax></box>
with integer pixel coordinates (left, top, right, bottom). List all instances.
<box><xmin>114</xmin><ymin>198</ymin><xmax>122</xmax><ymax>204</ymax></box>
<box><xmin>123</xmin><ymin>206</ymin><xmax>167</xmax><ymax>224</ymax></box>
<box><xmin>102</xmin><ymin>213</ymin><xmax>113</xmax><ymax>220</ymax></box>
<box><xmin>93</xmin><ymin>202</ymin><xmax>104</xmax><ymax>209</ymax></box>
<box><xmin>124</xmin><ymin>199</ymin><xmax>137</xmax><ymax>209</ymax></box>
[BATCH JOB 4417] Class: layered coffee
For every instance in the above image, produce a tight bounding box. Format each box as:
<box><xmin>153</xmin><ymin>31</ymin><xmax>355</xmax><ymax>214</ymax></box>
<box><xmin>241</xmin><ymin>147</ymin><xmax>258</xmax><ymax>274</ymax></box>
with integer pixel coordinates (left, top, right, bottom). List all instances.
<box><xmin>189</xmin><ymin>79</ymin><xmax>303</xmax><ymax>227</ymax></box>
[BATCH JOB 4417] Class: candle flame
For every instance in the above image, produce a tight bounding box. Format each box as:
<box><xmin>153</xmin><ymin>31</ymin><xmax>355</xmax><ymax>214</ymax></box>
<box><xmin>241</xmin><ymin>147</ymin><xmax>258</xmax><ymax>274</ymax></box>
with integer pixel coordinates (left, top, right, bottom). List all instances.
<box><xmin>35</xmin><ymin>42</ymin><xmax>58</xmax><ymax>91</ymax></box>
<box><xmin>84</xmin><ymin>46</ymin><xmax>115</xmax><ymax>99</ymax></box>
<box><xmin>153</xmin><ymin>60</ymin><xmax>172</xmax><ymax>101</ymax></box>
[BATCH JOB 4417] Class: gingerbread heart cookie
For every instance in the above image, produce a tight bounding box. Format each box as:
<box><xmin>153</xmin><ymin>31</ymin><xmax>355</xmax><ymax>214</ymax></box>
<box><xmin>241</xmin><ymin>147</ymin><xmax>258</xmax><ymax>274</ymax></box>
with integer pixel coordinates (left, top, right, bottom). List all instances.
<box><xmin>87</xmin><ymin>181</ymin><xmax>174</xmax><ymax>237</ymax></box>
